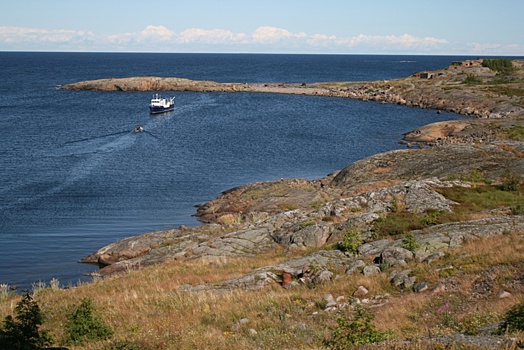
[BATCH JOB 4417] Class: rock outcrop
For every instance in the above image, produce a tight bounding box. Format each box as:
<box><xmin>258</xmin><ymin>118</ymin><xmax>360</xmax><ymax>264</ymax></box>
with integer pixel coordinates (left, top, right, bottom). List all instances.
<box><xmin>79</xmin><ymin>59</ymin><xmax>524</xmax><ymax>294</ymax></box>
<box><xmin>81</xmin><ymin>143</ymin><xmax>524</xmax><ymax>291</ymax></box>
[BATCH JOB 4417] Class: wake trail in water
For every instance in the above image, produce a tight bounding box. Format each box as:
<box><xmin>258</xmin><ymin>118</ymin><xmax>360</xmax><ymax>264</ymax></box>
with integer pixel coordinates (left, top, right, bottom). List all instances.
<box><xmin>64</xmin><ymin>130</ymin><xmax>131</xmax><ymax>144</ymax></box>
<box><xmin>1</xmin><ymin>129</ymin><xmax>141</xmax><ymax>212</ymax></box>
<box><xmin>2</xmin><ymin>98</ymin><xmax>203</xmax><ymax>212</ymax></box>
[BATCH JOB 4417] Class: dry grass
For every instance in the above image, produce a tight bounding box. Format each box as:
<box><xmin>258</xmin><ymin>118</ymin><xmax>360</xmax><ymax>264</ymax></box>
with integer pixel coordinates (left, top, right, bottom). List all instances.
<box><xmin>343</xmin><ymin>179</ymin><xmax>402</xmax><ymax>197</ymax></box>
<box><xmin>1</xmin><ymin>231</ymin><xmax>523</xmax><ymax>349</ymax></box>
<box><xmin>496</xmin><ymin>143</ymin><xmax>524</xmax><ymax>157</ymax></box>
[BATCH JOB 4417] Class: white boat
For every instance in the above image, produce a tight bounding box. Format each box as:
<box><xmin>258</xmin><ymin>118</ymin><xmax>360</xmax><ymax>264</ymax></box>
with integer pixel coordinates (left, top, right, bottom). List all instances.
<box><xmin>149</xmin><ymin>94</ymin><xmax>175</xmax><ymax>114</ymax></box>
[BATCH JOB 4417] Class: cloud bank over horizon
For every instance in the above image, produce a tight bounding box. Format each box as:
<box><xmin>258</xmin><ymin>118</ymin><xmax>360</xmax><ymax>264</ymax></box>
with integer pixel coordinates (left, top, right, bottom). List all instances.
<box><xmin>1</xmin><ymin>24</ymin><xmax>522</xmax><ymax>55</ymax></box>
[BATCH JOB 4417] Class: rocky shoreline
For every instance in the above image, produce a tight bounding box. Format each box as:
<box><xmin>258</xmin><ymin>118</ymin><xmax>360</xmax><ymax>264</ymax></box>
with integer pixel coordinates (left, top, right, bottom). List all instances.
<box><xmin>68</xmin><ymin>60</ymin><xmax>524</xmax><ymax>348</ymax></box>
<box><xmin>81</xmin><ymin>143</ymin><xmax>524</xmax><ymax>279</ymax></box>
<box><xmin>62</xmin><ymin>59</ymin><xmax>524</xmax><ymax>120</ymax></box>
<box><xmin>71</xmin><ymin>59</ymin><xmax>524</xmax><ymax>278</ymax></box>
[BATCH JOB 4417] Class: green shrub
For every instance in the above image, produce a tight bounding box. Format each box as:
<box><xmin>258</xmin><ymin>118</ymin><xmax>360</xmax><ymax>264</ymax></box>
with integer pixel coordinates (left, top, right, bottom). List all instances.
<box><xmin>402</xmin><ymin>233</ymin><xmax>420</xmax><ymax>253</ymax></box>
<box><xmin>482</xmin><ymin>58</ymin><xmax>516</xmax><ymax>75</ymax></box>
<box><xmin>499</xmin><ymin>170</ymin><xmax>521</xmax><ymax>192</ymax></box>
<box><xmin>499</xmin><ymin>300</ymin><xmax>524</xmax><ymax>334</ymax></box>
<box><xmin>325</xmin><ymin>306</ymin><xmax>389</xmax><ymax>349</ymax></box>
<box><xmin>463</xmin><ymin>74</ymin><xmax>483</xmax><ymax>85</ymax></box>
<box><xmin>0</xmin><ymin>293</ymin><xmax>53</xmax><ymax>349</ymax></box>
<box><xmin>65</xmin><ymin>298</ymin><xmax>113</xmax><ymax>345</ymax></box>
<box><xmin>460</xmin><ymin>168</ymin><xmax>491</xmax><ymax>183</ymax></box>
<box><xmin>512</xmin><ymin>204</ymin><xmax>524</xmax><ymax>215</ymax></box>
<box><xmin>507</xmin><ymin>125</ymin><xmax>524</xmax><ymax>141</ymax></box>
<box><xmin>336</xmin><ymin>227</ymin><xmax>362</xmax><ymax>255</ymax></box>
<box><xmin>420</xmin><ymin>210</ymin><xmax>443</xmax><ymax>226</ymax></box>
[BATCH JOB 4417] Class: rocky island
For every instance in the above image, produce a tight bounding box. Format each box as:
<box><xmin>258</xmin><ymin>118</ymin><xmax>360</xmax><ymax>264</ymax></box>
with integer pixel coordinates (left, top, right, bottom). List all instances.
<box><xmin>61</xmin><ymin>59</ymin><xmax>524</xmax><ymax>348</ymax></box>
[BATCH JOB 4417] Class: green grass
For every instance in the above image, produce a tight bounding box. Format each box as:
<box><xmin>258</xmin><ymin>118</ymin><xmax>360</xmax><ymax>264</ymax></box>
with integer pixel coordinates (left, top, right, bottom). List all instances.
<box><xmin>462</xmin><ymin>74</ymin><xmax>483</xmax><ymax>85</ymax></box>
<box><xmin>371</xmin><ymin>184</ymin><xmax>523</xmax><ymax>239</ymax></box>
<box><xmin>437</xmin><ymin>184</ymin><xmax>523</xmax><ymax>214</ymax></box>
<box><xmin>505</xmin><ymin>125</ymin><xmax>524</xmax><ymax>141</ymax></box>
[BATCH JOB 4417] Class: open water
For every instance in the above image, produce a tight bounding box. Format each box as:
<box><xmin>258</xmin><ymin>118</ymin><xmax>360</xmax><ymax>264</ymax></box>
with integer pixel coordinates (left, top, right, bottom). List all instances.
<box><xmin>0</xmin><ymin>52</ymin><xmax>476</xmax><ymax>291</ymax></box>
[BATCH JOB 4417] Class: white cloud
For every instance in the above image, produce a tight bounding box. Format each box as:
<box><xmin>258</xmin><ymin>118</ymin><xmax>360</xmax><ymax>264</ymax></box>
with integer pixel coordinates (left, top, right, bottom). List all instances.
<box><xmin>0</xmin><ymin>25</ymin><xmax>522</xmax><ymax>55</ymax></box>
<box><xmin>178</xmin><ymin>28</ymin><xmax>247</xmax><ymax>44</ymax></box>
<box><xmin>469</xmin><ymin>42</ymin><xmax>524</xmax><ymax>55</ymax></box>
<box><xmin>139</xmin><ymin>25</ymin><xmax>175</xmax><ymax>40</ymax></box>
<box><xmin>252</xmin><ymin>26</ymin><xmax>294</xmax><ymax>43</ymax></box>
<box><xmin>106</xmin><ymin>25</ymin><xmax>174</xmax><ymax>46</ymax></box>
<box><xmin>331</xmin><ymin>33</ymin><xmax>448</xmax><ymax>51</ymax></box>
<box><xmin>0</xmin><ymin>26</ymin><xmax>95</xmax><ymax>45</ymax></box>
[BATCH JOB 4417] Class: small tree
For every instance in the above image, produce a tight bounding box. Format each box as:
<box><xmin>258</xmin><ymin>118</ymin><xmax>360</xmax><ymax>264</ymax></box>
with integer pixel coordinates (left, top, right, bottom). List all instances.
<box><xmin>499</xmin><ymin>300</ymin><xmax>524</xmax><ymax>334</ymax></box>
<box><xmin>0</xmin><ymin>293</ymin><xmax>53</xmax><ymax>349</ymax></box>
<box><xmin>336</xmin><ymin>227</ymin><xmax>362</xmax><ymax>255</ymax></box>
<box><xmin>65</xmin><ymin>298</ymin><xmax>113</xmax><ymax>345</ymax></box>
<box><xmin>500</xmin><ymin>170</ymin><xmax>521</xmax><ymax>192</ymax></box>
<box><xmin>325</xmin><ymin>306</ymin><xmax>389</xmax><ymax>349</ymax></box>
<box><xmin>402</xmin><ymin>233</ymin><xmax>420</xmax><ymax>253</ymax></box>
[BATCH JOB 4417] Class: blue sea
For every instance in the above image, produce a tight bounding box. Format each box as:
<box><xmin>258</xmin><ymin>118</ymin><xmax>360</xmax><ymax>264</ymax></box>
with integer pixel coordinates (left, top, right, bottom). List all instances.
<box><xmin>0</xmin><ymin>52</ymin><xmax>478</xmax><ymax>291</ymax></box>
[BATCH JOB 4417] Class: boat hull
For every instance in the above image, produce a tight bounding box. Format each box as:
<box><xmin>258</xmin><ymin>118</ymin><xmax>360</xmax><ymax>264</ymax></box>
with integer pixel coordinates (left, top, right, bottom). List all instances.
<box><xmin>149</xmin><ymin>105</ymin><xmax>175</xmax><ymax>114</ymax></box>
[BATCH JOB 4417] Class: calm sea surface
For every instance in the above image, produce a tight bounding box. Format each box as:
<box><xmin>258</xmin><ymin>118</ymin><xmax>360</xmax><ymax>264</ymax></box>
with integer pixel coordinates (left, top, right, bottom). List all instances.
<box><xmin>0</xmin><ymin>52</ymin><xmax>476</xmax><ymax>290</ymax></box>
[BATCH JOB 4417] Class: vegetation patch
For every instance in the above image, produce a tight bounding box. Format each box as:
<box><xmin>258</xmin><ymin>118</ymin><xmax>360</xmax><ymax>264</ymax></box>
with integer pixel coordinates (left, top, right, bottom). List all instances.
<box><xmin>459</xmin><ymin>168</ymin><xmax>492</xmax><ymax>184</ymax></box>
<box><xmin>488</xmin><ymin>85</ymin><xmax>524</xmax><ymax>97</ymax></box>
<box><xmin>325</xmin><ymin>306</ymin><xmax>390</xmax><ymax>349</ymax></box>
<box><xmin>482</xmin><ymin>58</ymin><xmax>516</xmax><ymax>75</ymax></box>
<box><xmin>64</xmin><ymin>298</ymin><xmax>113</xmax><ymax>345</ymax></box>
<box><xmin>370</xmin><ymin>182</ymin><xmax>522</xmax><ymax>238</ymax></box>
<box><xmin>0</xmin><ymin>231</ymin><xmax>523</xmax><ymax>349</ymax></box>
<box><xmin>504</xmin><ymin>125</ymin><xmax>524</xmax><ymax>141</ymax></box>
<box><xmin>402</xmin><ymin>233</ymin><xmax>420</xmax><ymax>253</ymax></box>
<box><xmin>463</xmin><ymin>74</ymin><xmax>483</xmax><ymax>85</ymax></box>
<box><xmin>371</xmin><ymin>209</ymin><xmax>450</xmax><ymax>238</ymax></box>
<box><xmin>336</xmin><ymin>227</ymin><xmax>362</xmax><ymax>255</ymax></box>
<box><xmin>437</xmin><ymin>183</ymin><xmax>523</xmax><ymax>215</ymax></box>
<box><xmin>499</xmin><ymin>300</ymin><xmax>524</xmax><ymax>334</ymax></box>
<box><xmin>0</xmin><ymin>294</ymin><xmax>53</xmax><ymax>349</ymax></box>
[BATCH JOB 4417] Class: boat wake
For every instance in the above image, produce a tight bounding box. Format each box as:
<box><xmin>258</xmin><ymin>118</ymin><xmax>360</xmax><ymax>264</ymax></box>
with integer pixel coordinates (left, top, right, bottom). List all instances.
<box><xmin>63</xmin><ymin>130</ymin><xmax>131</xmax><ymax>145</ymax></box>
<box><xmin>1</xmin><ymin>124</ymin><xmax>157</xmax><ymax>212</ymax></box>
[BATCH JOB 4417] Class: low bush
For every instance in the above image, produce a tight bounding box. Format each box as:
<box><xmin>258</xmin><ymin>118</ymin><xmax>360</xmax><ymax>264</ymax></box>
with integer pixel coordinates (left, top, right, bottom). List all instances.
<box><xmin>402</xmin><ymin>233</ymin><xmax>420</xmax><ymax>253</ymax></box>
<box><xmin>499</xmin><ymin>170</ymin><xmax>521</xmax><ymax>192</ymax></box>
<box><xmin>64</xmin><ymin>298</ymin><xmax>113</xmax><ymax>345</ymax></box>
<box><xmin>463</xmin><ymin>74</ymin><xmax>483</xmax><ymax>85</ymax></box>
<box><xmin>499</xmin><ymin>300</ymin><xmax>524</xmax><ymax>334</ymax></box>
<box><xmin>336</xmin><ymin>227</ymin><xmax>362</xmax><ymax>255</ymax></box>
<box><xmin>325</xmin><ymin>306</ymin><xmax>389</xmax><ymax>349</ymax></box>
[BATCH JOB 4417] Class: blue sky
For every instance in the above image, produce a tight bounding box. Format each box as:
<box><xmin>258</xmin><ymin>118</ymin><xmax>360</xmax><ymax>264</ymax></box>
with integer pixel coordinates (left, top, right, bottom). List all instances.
<box><xmin>1</xmin><ymin>0</ymin><xmax>523</xmax><ymax>55</ymax></box>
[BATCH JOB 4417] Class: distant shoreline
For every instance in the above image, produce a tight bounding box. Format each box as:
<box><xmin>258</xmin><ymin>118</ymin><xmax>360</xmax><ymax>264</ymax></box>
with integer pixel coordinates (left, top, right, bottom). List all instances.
<box><xmin>61</xmin><ymin>59</ymin><xmax>524</xmax><ymax>145</ymax></box>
